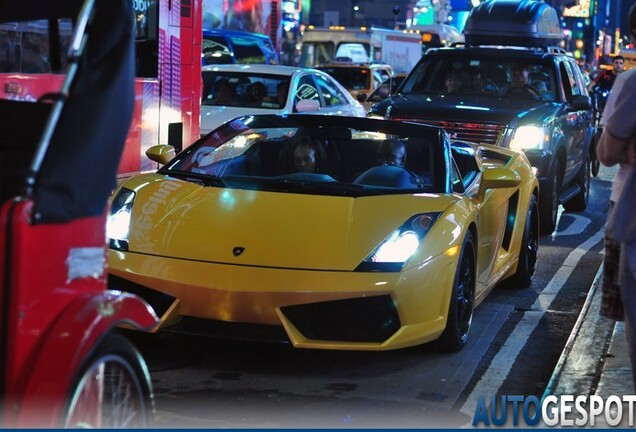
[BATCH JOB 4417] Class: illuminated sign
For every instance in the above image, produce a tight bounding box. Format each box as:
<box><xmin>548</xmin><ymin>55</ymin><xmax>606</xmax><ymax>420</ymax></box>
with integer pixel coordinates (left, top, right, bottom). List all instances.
<box><xmin>563</xmin><ymin>0</ymin><xmax>591</xmax><ymax>18</ymax></box>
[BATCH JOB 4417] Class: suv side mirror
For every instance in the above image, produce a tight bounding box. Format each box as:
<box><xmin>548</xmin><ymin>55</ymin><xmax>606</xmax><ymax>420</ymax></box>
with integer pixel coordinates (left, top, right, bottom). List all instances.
<box><xmin>569</xmin><ymin>94</ymin><xmax>592</xmax><ymax>111</ymax></box>
<box><xmin>357</xmin><ymin>93</ymin><xmax>367</xmax><ymax>102</ymax></box>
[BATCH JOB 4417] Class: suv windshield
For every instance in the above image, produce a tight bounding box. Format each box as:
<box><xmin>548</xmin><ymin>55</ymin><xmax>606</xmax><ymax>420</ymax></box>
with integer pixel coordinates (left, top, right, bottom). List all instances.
<box><xmin>402</xmin><ymin>57</ymin><xmax>556</xmax><ymax>101</ymax></box>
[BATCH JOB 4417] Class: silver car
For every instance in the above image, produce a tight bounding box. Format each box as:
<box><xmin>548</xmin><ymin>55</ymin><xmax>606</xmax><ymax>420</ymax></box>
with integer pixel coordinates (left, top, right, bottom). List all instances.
<box><xmin>201</xmin><ymin>64</ymin><xmax>366</xmax><ymax>135</ymax></box>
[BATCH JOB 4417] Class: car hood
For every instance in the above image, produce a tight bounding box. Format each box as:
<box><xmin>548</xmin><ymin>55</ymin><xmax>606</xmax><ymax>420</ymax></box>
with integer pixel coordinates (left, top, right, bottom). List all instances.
<box><xmin>375</xmin><ymin>93</ymin><xmax>554</xmax><ymax>125</ymax></box>
<box><xmin>200</xmin><ymin>105</ymin><xmax>283</xmax><ymax>134</ymax></box>
<box><xmin>122</xmin><ymin>175</ymin><xmax>456</xmax><ymax>271</ymax></box>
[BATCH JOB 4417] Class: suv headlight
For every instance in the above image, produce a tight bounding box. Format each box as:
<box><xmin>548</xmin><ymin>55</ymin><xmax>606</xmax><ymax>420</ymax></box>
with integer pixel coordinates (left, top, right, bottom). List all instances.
<box><xmin>107</xmin><ymin>187</ymin><xmax>135</xmax><ymax>251</ymax></box>
<box><xmin>510</xmin><ymin>125</ymin><xmax>548</xmax><ymax>151</ymax></box>
<box><xmin>355</xmin><ymin>213</ymin><xmax>441</xmax><ymax>272</ymax></box>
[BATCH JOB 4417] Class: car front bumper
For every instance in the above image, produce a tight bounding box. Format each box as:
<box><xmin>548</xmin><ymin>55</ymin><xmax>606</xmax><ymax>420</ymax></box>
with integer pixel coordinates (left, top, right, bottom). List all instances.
<box><xmin>108</xmin><ymin>249</ymin><xmax>456</xmax><ymax>351</ymax></box>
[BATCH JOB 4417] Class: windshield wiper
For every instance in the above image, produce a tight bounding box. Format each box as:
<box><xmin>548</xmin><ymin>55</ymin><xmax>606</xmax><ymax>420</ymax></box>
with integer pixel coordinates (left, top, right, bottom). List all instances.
<box><xmin>166</xmin><ymin>170</ymin><xmax>226</xmax><ymax>187</ymax></box>
<box><xmin>300</xmin><ymin>181</ymin><xmax>376</xmax><ymax>196</ymax></box>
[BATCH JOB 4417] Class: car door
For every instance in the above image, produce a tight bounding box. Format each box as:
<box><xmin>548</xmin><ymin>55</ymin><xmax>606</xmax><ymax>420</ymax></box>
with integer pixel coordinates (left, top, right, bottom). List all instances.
<box><xmin>559</xmin><ymin>58</ymin><xmax>588</xmax><ymax>182</ymax></box>
<box><xmin>313</xmin><ymin>71</ymin><xmax>363</xmax><ymax>116</ymax></box>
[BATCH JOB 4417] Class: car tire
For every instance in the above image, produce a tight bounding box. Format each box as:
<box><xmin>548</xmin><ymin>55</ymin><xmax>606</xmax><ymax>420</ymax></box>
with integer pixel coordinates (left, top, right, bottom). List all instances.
<box><xmin>591</xmin><ymin>132</ymin><xmax>601</xmax><ymax>177</ymax></box>
<box><xmin>62</xmin><ymin>333</ymin><xmax>154</xmax><ymax>428</ymax></box>
<box><xmin>438</xmin><ymin>231</ymin><xmax>476</xmax><ymax>352</ymax></box>
<box><xmin>539</xmin><ymin>158</ymin><xmax>561</xmax><ymax>235</ymax></box>
<box><xmin>507</xmin><ymin>195</ymin><xmax>539</xmax><ymax>288</ymax></box>
<box><xmin>563</xmin><ymin>152</ymin><xmax>591</xmax><ymax>212</ymax></box>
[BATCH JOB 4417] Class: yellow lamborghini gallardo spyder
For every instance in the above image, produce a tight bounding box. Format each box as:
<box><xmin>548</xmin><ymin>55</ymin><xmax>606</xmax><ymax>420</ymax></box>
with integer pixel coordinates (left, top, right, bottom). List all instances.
<box><xmin>108</xmin><ymin>115</ymin><xmax>539</xmax><ymax>352</ymax></box>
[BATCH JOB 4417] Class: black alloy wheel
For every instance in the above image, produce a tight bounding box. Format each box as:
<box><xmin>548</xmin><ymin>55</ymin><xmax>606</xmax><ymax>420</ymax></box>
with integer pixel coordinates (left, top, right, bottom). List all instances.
<box><xmin>539</xmin><ymin>158</ymin><xmax>561</xmax><ymax>235</ymax></box>
<box><xmin>507</xmin><ymin>195</ymin><xmax>539</xmax><ymax>288</ymax></box>
<box><xmin>591</xmin><ymin>130</ymin><xmax>602</xmax><ymax>177</ymax></box>
<box><xmin>438</xmin><ymin>231</ymin><xmax>476</xmax><ymax>352</ymax></box>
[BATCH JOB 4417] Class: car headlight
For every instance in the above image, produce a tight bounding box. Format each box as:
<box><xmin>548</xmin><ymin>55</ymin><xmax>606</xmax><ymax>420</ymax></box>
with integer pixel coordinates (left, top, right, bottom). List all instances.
<box><xmin>107</xmin><ymin>187</ymin><xmax>135</xmax><ymax>251</ymax></box>
<box><xmin>355</xmin><ymin>213</ymin><xmax>441</xmax><ymax>272</ymax></box>
<box><xmin>509</xmin><ymin>125</ymin><xmax>548</xmax><ymax>151</ymax></box>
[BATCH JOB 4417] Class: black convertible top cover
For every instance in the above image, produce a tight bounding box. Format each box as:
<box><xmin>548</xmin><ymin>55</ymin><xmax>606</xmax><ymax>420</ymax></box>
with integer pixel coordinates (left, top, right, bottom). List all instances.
<box><xmin>0</xmin><ymin>0</ymin><xmax>135</xmax><ymax>223</ymax></box>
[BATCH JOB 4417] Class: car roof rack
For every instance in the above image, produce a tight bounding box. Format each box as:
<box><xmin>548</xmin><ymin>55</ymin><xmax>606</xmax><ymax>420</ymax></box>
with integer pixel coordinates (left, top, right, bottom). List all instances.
<box><xmin>463</xmin><ymin>0</ymin><xmax>562</xmax><ymax>48</ymax></box>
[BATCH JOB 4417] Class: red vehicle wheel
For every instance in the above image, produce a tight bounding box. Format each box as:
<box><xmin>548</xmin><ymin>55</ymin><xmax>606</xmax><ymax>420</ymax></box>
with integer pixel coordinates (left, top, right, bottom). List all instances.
<box><xmin>63</xmin><ymin>334</ymin><xmax>153</xmax><ymax>428</ymax></box>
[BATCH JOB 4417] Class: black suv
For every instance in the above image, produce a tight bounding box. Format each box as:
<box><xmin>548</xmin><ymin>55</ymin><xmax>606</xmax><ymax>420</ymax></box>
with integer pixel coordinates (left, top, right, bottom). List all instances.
<box><xmin>369</xmin><ymin>0</ymin><xmax>595</xmax><ymax>234</ymax></box>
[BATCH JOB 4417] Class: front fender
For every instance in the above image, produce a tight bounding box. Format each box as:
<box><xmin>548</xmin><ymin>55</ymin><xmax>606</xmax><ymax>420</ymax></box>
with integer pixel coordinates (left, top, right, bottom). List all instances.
<box><xmin>10</xmin><ymin>291</ymin><xmax>158</xmax><ymax>428</ymax></box>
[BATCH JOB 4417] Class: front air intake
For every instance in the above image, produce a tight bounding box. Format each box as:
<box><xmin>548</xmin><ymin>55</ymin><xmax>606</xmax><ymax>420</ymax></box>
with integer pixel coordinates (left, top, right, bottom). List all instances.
<box><xmin>281</xmin><ymin>295</ymin><xmax>400</xmax><ymax>343</ymax></box>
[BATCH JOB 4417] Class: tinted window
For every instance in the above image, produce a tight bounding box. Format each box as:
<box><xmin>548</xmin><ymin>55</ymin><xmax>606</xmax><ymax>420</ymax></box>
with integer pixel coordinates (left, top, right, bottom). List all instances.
<box><xmin>231</xmin><ymin>36</ymin><xmax>267</xmax><ymax>64</ymax></box>
<box><xmin>403</xmin><ymin>56</ymin><xmax>556</xmax><ymax>101</ymax></box>
<box><xmin>164</xmin><ymin>118</ymin><xmax>444</xmax><ymax>196</ymax></box>
<box><xmin>315</xmin><ymin>74</ymin><xmax>346</xmax><ymax>106</ymax></box>
<box><xmin>294</xmin><ymin>75</ymin><xmax>320</xmax><ymax>109</ymax></box>
<box><xmin>0</xmin><ymin>19</ymin><xmax>74</xmax><ymax>74</ymax></box>
<box><xmin>202</xmin><ymin>71</ymin><xmax>290</xmax><ymax>109</ymax></box>
<box><xmin>319</xmin><ymin>66</ymin><xmax>370</xmax><ymax>90</ymax></box>
<box><xmin>202</xmin><ymin>36</ymin><xmax>233</xmax><ymax>65</ymax></box>
<box><xmin>134</xmin><ymin>0</ymin><xmax>159</xmax><ymax>77</ymax></box>
<box><xmin>563</xmin><ymin>61</ymin><xmax>581</xmax><ymax>96</ymax></box>
<box><xmin>300</xmin><ymin>41</ymin><xmax>335</xmax><ymax>67</ymax></box>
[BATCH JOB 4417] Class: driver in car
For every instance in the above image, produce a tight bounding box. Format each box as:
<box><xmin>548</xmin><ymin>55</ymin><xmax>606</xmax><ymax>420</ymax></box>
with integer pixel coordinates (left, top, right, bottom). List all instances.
<box><xmin>501</xmin><ymin>63</ymin><xmax>541</xmax><ymax>99</ymax></box>
<box><xmin>377</xmin><ymin>138</ymin><xmax>407</xmax><ymax>167</ymax></box>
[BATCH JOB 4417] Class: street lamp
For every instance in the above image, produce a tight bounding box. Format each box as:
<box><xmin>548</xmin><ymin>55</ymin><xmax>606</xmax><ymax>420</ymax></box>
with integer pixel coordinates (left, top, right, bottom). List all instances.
<box><xmin>392</xmin><ymin>4</ymin><xmax>401</xmax><ymax>29</ymax></box>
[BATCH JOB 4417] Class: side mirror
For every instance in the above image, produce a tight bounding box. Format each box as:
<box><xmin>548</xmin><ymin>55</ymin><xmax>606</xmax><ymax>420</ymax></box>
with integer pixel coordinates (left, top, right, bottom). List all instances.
<box><xmin>295</xmin><ymin>99</ymin><xmax>320</xmax><ymax>112</ymax></box>
<box><xmin>569</xmin><ymin>94</ymin><xmax>592</xmax><ymax>111</ymax></box>
<box><xmin>357</xmin><ymin>93</ymin><xmax>367</xmax><ymax>102</ymax></box>
<box><xmin>476</xmin><ymin>167</ymin><xmax>521</xmax><ymax>201</ymax></box>
<box><xmin>146</xmin><ymin>145</ymin><xmax>176</xmax><ymax>165</ymax></box>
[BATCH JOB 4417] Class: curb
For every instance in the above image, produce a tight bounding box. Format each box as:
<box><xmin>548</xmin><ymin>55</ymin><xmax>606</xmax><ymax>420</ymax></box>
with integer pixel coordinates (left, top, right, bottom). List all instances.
<box><xmin>542</xmin><ymin>264</ymin><xmax>615</xmax><ymax>398</ymax></box>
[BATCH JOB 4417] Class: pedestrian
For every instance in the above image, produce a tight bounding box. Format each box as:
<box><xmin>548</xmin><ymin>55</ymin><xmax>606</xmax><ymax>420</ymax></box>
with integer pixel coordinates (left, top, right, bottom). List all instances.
<box><xmin>587</xmin><ymin>55</ymin><xmax>624</xmax><ymax>93</ymax></box>
<box><xmin>596</xmin><ymin>2</ymin><xmax>636</xmax><ymax>391</ymax></box>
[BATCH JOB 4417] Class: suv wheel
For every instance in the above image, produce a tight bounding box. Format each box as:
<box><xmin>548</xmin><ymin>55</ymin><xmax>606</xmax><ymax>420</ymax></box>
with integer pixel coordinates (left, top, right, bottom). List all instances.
<box><xmin>591</xmin><ymin>134</ymin><xmax>601</xmax><ymax>177</ymax></box>
<box><xmin>507</xmin><ymin>195</ymin><xmax>539</xmax><ymax>288</ymax></box>
<box><xmin>563</xmin><ymin>152</ymin><xmax>591</xmax><ymax>212</ymax></box>
<box><xmin>539</xmin><ymin>158</ymin><xmax>561</xmax><ymax>235</ymax></box>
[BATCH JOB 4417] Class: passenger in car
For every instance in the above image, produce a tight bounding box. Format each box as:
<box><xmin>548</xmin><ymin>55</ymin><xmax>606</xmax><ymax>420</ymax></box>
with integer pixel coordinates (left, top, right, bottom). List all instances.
<box><xmin>247</xmin><ymin>81</ymin><xmax>267</xmax><ymax>106</ymax></box>
<box><xmin>213</xmin><ymin>78</ymin><xmax>238</xmax><ymax>105</ymax></box>
<box><xmin>444</xmin><ymin>70</ymin><xmax>463</xmax><ymax>93</ymax></box>
<box><xmin>501</xmin><ymin>64</ymin><xmax>540</xmax><ymax>99</ymax></box>
<box><xmin>276</xmin><ymin>81</ymin><xmax>289</xmax><ymax>108</ymax></box>
<box><xmin>377</xmin><ymin>138</ymin><xmax>407</xmax><ymax>167</ymax></box>
<box><xmin>279</xmin><ymin>135</ymin><xmax>330</xmax><ymax>174</ymax></box>
<box><xmin>471</xmin><ymin>68</ymin><xmax>498</xmax><ymax>94</ymax></box>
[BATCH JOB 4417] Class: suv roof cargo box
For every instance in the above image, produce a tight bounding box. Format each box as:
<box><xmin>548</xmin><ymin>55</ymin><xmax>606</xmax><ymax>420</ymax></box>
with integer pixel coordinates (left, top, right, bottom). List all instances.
<box><xmin>463</xmin><ymin>0</ymin><xmax>562</xmax><ymax>48</ymax></box>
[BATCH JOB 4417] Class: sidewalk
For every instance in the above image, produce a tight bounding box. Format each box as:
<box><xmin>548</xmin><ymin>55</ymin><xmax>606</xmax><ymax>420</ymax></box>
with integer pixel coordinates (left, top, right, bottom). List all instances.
<box><xmin>544</xmin><ymin>264</ymin><xmax>635</xmax><ymax>427</ymax></box>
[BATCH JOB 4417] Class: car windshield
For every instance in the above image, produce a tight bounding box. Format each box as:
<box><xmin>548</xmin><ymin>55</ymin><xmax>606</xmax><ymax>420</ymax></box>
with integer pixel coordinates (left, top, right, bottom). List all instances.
<box><xmin>202</xmin><ymin>71</ymin><xmax>291</xmax><ymax>109</ymax></box>
<box><xmin>319</xmin><ymin>66</ymin><xmax>371</xmax><ymax>90</ymax></box>
<box><xmin>402</xmin><ymin>57</ymin><xmax>556</xmax><ymax>102</ymax></box>
<box><xmin>162</xmin><ymin>116</ymin><xmax>446</xmax><ymax>197</ymax></box>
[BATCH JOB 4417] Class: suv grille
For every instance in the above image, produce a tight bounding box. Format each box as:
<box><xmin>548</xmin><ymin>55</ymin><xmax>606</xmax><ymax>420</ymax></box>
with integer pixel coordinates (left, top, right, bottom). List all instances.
<box><xmin>396</xmin><ymin>119</ymin><xmax>506</xmax><ymax>146</ymax></box>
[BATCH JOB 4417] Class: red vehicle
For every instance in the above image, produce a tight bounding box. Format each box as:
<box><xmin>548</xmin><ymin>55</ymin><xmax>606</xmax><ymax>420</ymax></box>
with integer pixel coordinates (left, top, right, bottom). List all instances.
<box><xmin>0</xmin><ymin>0</ymin><xmax>203</xmax><ymax>180</ymax></box>
<box><xmin>0</xmin><ymin>0</ymin><xmax>158</xmax><ymax>427</ymax></box>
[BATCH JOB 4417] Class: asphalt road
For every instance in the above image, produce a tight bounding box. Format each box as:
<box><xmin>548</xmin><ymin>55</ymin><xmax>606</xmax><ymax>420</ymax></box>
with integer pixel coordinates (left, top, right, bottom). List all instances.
<box><xmin>126</xmin><ymin>164</ymin><xmax>614</xmax><ymax>429</ymax></box>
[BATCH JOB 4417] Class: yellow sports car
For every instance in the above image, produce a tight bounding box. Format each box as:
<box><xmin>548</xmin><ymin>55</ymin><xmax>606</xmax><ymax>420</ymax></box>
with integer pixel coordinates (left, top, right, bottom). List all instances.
<box><xmin>107</xmin><ymin>115</ymin><xmax>539</xmax><ymax>351</ymax></box>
